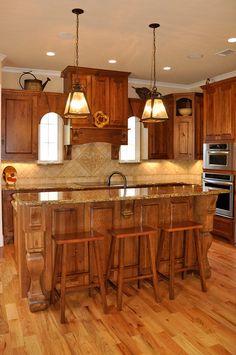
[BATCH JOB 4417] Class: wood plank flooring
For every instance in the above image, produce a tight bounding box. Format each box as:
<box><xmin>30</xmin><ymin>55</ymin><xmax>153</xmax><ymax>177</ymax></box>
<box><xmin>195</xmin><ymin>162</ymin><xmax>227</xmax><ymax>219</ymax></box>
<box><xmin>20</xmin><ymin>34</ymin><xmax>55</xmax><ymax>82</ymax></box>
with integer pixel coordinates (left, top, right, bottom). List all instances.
<box><xmin>0</xmin><ymin>240</ymin><xmax>236</xmax><ymax>354</ymax></box>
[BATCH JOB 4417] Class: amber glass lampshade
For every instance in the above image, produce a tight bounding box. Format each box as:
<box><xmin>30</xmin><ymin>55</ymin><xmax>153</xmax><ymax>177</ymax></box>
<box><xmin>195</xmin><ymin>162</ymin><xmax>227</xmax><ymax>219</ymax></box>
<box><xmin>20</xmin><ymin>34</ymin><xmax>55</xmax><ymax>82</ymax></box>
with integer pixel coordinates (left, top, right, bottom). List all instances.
<box><xmin>64</xmin><ymin>83</ymin><xmax>90</xmax><ymax>118</ymax></box>
<box><xmin>142</xmin><ymin>90</ymin><xmax>168</xmax><ymax>123</ymax></box>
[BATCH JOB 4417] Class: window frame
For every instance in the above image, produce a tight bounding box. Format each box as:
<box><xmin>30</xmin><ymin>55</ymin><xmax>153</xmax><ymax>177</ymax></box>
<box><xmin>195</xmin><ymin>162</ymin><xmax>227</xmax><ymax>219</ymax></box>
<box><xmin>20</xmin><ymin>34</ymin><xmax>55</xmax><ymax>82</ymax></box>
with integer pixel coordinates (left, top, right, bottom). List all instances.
<box><xmin>38</xmin><ymin>112</ymin><xmax>64</xmax><ymax>164</ymax></box>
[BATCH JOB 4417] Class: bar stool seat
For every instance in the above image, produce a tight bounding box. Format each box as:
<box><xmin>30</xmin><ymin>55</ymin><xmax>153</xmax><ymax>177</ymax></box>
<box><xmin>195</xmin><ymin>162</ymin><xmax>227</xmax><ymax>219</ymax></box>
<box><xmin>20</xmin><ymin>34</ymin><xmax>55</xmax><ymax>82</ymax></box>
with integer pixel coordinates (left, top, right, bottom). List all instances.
<box><xmin>156</xmin><ymin>220</ymin><xmax>207</xmax><ymax>300</ymax></box>
<box><xmin>106</xmin><ymin>225</ymin><xmax>160</xmax><ymax>311</ymax></box>
<box><xmin>51</xmin><ymin>230</ymin><xmax>107</xmax><ymax>323</ymax></box>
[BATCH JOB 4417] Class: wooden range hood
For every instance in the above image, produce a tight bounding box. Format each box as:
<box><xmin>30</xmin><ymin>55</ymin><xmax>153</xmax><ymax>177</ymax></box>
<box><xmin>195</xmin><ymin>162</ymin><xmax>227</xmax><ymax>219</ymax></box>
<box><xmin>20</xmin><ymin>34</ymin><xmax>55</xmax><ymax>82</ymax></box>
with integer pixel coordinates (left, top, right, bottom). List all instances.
<box><xmin>61</xmin><ymin>66</ymin><xmax>130</xmax><ymax>148</ymax></box>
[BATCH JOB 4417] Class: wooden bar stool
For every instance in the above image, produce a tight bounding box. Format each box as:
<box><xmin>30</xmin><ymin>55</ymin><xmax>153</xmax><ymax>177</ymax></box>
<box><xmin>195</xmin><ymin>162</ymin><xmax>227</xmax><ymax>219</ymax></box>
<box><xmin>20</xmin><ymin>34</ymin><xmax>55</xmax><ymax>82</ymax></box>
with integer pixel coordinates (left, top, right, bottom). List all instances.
<box><xmin>51</xmin><ymin>230</ymin><xmax>107</xmax><ymax>323</ymax></box>
<box><xmin>106</xmin><ymin>225</ymin><xmax>160</xmax><ymax>311</ymax></box>
<box><xmin>156</xmin><ymin>221</ymin><xmax>207</xmax><ymax>300</ymax></box>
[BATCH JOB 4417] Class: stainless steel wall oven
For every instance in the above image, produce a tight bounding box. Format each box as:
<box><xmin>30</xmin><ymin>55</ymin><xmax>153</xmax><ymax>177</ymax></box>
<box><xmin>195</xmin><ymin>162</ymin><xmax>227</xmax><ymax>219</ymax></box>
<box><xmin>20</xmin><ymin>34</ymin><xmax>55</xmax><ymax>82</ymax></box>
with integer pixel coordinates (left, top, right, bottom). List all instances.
<box><xmin>202</xmin><ymin>172</ymin><xmax>234</xmax><ymax>218</ymax></box>
<box><xmin>203</xmin><ymin>142</ymin><xmax>236</xmax><ymax>170</ymax></box>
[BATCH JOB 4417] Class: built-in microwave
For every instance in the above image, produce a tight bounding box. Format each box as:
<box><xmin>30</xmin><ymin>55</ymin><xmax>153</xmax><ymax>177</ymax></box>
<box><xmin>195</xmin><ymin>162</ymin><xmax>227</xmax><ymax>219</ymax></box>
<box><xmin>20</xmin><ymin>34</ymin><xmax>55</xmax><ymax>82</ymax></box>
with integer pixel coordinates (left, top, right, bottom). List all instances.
<box><xmin>203</xmin><ymin>142</ymin><xmax>236</xmax><ymax>170</ymax></box>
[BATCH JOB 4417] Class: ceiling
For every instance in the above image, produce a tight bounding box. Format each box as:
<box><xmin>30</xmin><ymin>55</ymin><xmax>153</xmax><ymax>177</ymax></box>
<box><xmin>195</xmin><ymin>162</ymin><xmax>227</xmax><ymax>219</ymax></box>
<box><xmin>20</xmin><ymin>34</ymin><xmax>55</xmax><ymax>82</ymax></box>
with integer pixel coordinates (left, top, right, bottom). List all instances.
<box><xmin>1</xmin><ymin>0</ymin><xmax>236</xmax><ymax>85</ymax></box>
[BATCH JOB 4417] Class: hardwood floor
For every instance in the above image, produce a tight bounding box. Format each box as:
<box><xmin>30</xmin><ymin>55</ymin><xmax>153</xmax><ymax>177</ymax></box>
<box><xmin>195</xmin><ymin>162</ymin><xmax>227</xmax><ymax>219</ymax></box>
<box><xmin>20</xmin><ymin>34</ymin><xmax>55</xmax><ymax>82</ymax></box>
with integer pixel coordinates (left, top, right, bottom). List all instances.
<box><xmin>0</xmin><ymin>240</ymin><xmax>236</xmax><ymax>354</ymax></box>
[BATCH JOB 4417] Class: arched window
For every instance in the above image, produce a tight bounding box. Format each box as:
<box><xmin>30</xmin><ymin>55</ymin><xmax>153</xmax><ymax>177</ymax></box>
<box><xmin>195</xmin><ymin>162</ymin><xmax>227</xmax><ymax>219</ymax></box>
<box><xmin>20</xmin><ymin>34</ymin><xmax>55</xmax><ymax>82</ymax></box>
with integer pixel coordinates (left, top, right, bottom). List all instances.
<box><xmin>120</xmin><ymin>116</ymin><xmax>140</xmax><ymax>162</ymax></box>
<box><xmin>38</xmin><ymin>112</ymin><xmax>63</xmax><ymax>163</ymax></box>
<box><xmin>120</xmin><ymin>116</ymin><xmax>147</xmax><ymax>163</ymax></box>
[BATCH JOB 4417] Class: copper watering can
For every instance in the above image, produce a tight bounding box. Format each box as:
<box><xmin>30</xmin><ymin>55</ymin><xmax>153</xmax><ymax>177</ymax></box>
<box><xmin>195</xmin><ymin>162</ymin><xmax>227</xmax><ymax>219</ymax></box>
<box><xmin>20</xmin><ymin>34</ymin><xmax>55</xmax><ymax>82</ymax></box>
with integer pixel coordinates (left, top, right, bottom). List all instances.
<box><xmin>19</xmin><ymin>71</ymin><xmax>51</xmax><ymax>91</ymax></box>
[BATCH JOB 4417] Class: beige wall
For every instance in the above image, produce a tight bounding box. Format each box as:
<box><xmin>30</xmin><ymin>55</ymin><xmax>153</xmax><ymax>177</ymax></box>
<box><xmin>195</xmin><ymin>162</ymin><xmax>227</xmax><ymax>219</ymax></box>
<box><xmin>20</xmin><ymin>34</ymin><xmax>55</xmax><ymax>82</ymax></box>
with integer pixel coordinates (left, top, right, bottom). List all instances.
<box><xmin>1</xmin><ymin>70</ymin><xmax>203</xmax><ymax>187</ymax></box>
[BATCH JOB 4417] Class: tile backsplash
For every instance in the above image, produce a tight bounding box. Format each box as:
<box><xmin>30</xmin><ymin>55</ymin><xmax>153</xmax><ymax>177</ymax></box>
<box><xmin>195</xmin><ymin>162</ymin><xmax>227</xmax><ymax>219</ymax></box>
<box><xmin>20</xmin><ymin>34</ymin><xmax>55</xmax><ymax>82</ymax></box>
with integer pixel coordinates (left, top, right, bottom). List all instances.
<box><xmin>1</xmin><ymin>143</ymin><xmax>203</xmax><ymax>186</ymax></box>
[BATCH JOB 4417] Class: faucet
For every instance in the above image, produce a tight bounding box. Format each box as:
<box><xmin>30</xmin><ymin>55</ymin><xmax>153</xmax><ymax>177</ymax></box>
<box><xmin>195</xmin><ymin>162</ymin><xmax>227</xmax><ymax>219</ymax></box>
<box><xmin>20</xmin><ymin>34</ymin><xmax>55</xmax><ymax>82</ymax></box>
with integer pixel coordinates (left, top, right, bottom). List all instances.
<box><xmin>107</xmin><ymin>171</ymin><xmax>127</xmax><ymax>189</ymax></box>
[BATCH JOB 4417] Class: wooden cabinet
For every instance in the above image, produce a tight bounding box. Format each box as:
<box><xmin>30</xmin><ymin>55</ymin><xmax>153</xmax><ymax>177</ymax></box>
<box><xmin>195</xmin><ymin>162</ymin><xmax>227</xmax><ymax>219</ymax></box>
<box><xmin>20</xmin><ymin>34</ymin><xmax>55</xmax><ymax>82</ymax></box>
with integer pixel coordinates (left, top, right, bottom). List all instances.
<box><xmin>212</xmin><ymin>215</ymin><xmax>234</xmax><ymax>244</ymax></box>
<box><xmin>202</xmin><ymin>77</ymin><xmax>236</xmax><ymax>142</ymax></box>
<box><xmin>147</xmin><ymin>93</ymin><xmax>203</xmax><ymax>160</ymax></box>
<box><xmin>2</xmin><ymin>190</ymin><xmax>14</xmax><ymax>244</ymax></box>
<box><xmin>1</xmin><ymin>90</ymin><xmax>38</xmax><ymax>161</ymax></box>
<box><xmin>61</xmin><ymin>66</ymin><xmax>129</xmax><ymax>128</ymax></box>
<box><xmin>1</xmin><ymin>90</ymin><xmax>68</xmax><ymax>161</ymax></box>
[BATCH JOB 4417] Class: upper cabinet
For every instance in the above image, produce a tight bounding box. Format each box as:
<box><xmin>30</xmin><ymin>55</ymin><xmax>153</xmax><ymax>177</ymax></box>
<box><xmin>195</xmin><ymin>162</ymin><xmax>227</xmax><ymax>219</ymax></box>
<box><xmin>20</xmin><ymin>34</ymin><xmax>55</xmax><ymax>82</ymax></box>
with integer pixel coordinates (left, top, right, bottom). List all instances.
<box><xmin>1</xmin><ymin>89</ymin><xmax>67</xmax><ymax>161</ymax></box>
<box><xmin>61</xmin><ymin>66</ymin><xmax>129</xmax><ymax>128</ymax></box>
<box><xmin>1</xmin><ymin>90</ymin><xmax>38</xmax><ymax>161</ymax></box>
<box><xmin>201</xmin><ymin>77</ymin><xmax>236</xmax><ymax>142</ymax></box>
<box><xmin>147</xmin><ymin>92</ymin><xmax>203</xmax><ymax>160</ymax></box>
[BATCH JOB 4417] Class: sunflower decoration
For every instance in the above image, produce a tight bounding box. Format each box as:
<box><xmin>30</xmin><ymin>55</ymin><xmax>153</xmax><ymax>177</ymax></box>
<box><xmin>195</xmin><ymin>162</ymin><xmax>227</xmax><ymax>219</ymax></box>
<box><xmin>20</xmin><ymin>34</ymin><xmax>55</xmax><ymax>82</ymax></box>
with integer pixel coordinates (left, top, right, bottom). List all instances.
<box><xmin>93</xmin><ymin>111</ymin><xmax>109</xmax><ymax>128</ymax></box>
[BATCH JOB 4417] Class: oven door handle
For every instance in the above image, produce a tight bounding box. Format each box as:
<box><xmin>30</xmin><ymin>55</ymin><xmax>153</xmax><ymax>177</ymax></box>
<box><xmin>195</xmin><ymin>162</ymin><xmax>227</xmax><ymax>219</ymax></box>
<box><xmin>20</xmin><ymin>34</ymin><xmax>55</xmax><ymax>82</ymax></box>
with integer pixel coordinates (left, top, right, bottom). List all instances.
<box><xmin>203</xmin><ymin>179</ymin><xmax>233</xmax><ymax>186</ymax></box>
<box><xmin>208</xmin><ymin>150</ymin><xmax>229</xmax><ymax>155</ymax></box>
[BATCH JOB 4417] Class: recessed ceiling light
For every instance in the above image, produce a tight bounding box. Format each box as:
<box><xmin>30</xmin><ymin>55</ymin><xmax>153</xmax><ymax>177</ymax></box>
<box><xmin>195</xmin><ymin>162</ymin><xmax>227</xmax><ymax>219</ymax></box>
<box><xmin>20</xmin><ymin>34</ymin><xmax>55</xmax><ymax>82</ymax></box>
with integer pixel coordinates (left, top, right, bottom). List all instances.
<box><xmin>58</xmin><ymin>32</ymin><xmax>74</xmax><ymax>40</ymax></box>
<box><xmin>228</xmin><ymin>37</ymin><xmax>236</xmax><ymax>43</ymax></box>
<box><xmin>187</xmin><ymin>53</ymin><xmax>204</xmax><ymax>59</ymax></box>
<box><xmin>108</xmin><ymin>59</ymin><xmax>117</xmax><ymax>64</ymax></box>
<box><xmin>163</xmin><ymin>66</ymin><xmax>171</xmax><ymax>71</ymax></box>
<box><xmin>46</xmin><ymin>52</ymin><xmax>55</xmax><ymax>57</ymax></box>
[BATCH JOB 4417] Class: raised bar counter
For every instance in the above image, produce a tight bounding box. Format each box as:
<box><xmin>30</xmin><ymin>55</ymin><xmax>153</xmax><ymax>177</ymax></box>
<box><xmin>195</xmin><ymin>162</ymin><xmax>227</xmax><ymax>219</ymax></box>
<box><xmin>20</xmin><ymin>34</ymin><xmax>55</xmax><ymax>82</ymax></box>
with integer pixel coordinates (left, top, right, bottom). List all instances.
<box><xmin>12</xmin><ymin>184</ymin><xmax>225</xmax><ymax>311</ymax></box>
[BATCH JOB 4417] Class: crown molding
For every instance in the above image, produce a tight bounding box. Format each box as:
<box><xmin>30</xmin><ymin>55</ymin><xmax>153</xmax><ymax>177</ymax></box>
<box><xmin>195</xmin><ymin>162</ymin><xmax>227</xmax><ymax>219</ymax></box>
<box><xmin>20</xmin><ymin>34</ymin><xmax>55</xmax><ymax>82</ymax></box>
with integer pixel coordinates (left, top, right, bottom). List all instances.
<box><xmin>2</xmin><ymin>66</ymin><xmax>61</xmax><ymax>77</ymax></box>
<box><xmin>2</xmin><ymin>66</ymin><xmax>236</xmax><ymax>88</ymax></box>
<box><xmin>129</xmin><ymin>78</ymin><xmax>191</xmax><ymax>90</ymax></box>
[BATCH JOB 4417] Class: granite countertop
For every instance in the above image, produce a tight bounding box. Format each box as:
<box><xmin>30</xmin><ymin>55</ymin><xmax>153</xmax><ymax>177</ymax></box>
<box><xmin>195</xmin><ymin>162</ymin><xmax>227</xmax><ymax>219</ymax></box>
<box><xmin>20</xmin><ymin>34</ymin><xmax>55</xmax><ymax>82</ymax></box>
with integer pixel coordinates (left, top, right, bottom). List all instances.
<box><xmin>12</xmin><ymin>184</ymin><xmax>227</xmax><ymax>206</ymax></box>
<box><xmin>2</xmin><ymin>181</ymin><xmax>194</xmax><ymax>191</ymax></box>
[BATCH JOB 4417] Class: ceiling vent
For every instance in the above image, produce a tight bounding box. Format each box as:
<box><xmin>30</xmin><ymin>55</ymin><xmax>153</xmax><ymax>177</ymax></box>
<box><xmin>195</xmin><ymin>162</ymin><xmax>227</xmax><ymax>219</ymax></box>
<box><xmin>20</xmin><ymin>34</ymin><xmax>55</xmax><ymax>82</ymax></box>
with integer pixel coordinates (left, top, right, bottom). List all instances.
<box><xmin>215</xmin><ymin>49</ymin><xmax>236</xmax><ymax>56</ymax></box>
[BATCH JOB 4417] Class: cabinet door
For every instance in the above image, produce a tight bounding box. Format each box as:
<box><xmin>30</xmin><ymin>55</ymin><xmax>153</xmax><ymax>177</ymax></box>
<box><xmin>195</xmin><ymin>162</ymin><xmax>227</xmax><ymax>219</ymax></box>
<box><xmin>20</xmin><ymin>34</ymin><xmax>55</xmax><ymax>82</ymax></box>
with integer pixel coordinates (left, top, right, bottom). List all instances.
<box><xmin>204</xmin><ymin>81</ymin><xmax>235</xmax><ymax>141</ymax></box>
<box><xmin>217</xmin><ymin>82</ymin><xmax>234</xmax><ymax>140</ymax></box>
<box><xmin>91</xmin><ymin>75</ymin><xmax>110</xmax><ymax>116</ymax></box>
<box><xmin>1</xmin><ymin>91</ymin><xmax>38</xmax><ymax>160</ymax></box>
<box><xmin>147</xmin><ymin>94</ymin><xmax>174</xmax><ymax>159</ymax></box>
<box><xmin>148</xmin><ymin>122</ymin><xmax>170</xmax><ymax>159</ymax></box>
<box><xmin>174</xmin><ymin>117</ymin><xmax>193</xmax><ymax>160</ymax></box>
<box><xmin>109</xmin><ymin>76</ymin><xmax>128</xmax><ymax>126</ymax></box>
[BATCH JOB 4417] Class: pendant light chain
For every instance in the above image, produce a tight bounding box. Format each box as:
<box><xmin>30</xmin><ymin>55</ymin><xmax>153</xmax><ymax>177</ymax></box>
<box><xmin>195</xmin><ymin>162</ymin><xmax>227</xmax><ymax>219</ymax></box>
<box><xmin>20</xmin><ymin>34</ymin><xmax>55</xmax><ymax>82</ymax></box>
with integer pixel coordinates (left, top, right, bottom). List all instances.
<box><xmin>75</xmin><ymin>12</ymin><xmax>79</xmax><ymax>68</ymax></box>
<box><xmin>153</xmin><ymin>26</ymin><xmax>157</xmax><ymax>89</ymax></box>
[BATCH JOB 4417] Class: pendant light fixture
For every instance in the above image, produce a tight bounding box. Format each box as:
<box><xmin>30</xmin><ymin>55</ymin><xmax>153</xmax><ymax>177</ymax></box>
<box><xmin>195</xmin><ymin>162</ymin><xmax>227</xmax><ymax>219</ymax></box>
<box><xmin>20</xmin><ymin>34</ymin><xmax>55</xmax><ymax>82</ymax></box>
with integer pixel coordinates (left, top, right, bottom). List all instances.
<box><xmin>141</xmin><ymin>23</ymin><xmax>168</xmax><ymax>123</ymax></box>
<box><xmin>64</xmin><ymin>9</ymin><xmax>90</xmax><ymax>118</ymax></box>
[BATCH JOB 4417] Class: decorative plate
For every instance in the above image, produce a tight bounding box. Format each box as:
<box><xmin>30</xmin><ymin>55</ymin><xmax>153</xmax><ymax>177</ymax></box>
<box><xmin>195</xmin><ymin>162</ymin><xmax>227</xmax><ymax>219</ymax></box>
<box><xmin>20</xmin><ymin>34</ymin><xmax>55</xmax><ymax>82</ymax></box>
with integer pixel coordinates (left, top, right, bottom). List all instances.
<box><xmin>3</xmin><ymin>166</ymin><xmax>17</xmax><ymax>185</ymax></box>
<box><xmin>93</xmin><ymin>111</ymin><xmax>109</xmax><ymax>128</ymax></box>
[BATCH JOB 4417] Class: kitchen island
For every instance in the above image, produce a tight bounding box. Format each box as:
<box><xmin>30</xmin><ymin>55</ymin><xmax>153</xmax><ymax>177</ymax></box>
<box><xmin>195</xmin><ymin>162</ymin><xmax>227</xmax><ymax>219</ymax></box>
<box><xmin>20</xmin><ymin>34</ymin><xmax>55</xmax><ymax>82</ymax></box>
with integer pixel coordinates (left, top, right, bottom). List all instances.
<box><xmin>12</xmin><ymin>184</ymin><xmax>225</xmax><ymax>312</ymax></box>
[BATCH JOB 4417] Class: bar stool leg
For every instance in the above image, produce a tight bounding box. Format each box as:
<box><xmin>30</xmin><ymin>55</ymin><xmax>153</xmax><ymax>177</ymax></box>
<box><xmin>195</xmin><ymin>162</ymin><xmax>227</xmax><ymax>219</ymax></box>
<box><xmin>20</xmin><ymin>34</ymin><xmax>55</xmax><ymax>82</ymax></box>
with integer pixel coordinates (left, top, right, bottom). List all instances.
<box><xmin>147</xmin><ymin>233</ymin><xmax>160</xmax><ymax>302</ymax></box>
<box><xmin>88</xmin><ymin>242</ymin><xmax>93</xmax><ymax>297</ymax></box>
<box><xmin>194</xmin><ymin>229</ymin><xmax>207</xmax><ymax>292</ymax></box>
<box><xmin>93</xmin><ymin>240</ymin><xmax>108</xmax><ymax>313</ymax></box>
<box><xmin>60</xmin><ymin>244</ymin><xmax>68</xmax><ymax>323</ymax></box>
<box><xmin>169</xmin><ymin>232</ymin><xmax>175</xmax><ymax>300</ymax></box>
<box><xmin>105</xmin><ymin>235</ymin><xmax>116</xmax><ymax>291</ymax></box>
<box><xmin>156</xmin><ymin>229</ymin><xmax>164</xmax><ymax>271</ymax></box>
<box><xmin>138</xmin><ymin>235</ymin><xmax>142</xmax><ymax>289</ymax></box>
<box><xmin>51</xmin><ymin>244</ymin><xmax>61</xmax><ymax>304</ymax></box>
<box><xmin>182</xmin><ymin>230</ymin><xmax>188</xmax><ymax>280</ymax></box>
<box><xmin>117</xmin><ymin>238</ymin><xmax>125</xmax><ymax>311</ymax></box>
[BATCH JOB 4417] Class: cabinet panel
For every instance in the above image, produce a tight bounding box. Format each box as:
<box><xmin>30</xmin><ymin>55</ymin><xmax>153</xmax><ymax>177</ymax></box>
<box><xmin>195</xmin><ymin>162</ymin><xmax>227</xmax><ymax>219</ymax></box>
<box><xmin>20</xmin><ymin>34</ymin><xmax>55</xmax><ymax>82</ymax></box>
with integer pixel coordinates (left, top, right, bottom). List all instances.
<box><xmin>202</xmin><ymin>77</ymin><xmax>236</xmax><ymax>142</ymax></box>
<box><xmin>174</xmin><ymin>118</ymin><xmax>193</xmax><ymax>159</ymax></box>
<box><xmin>91</xmin><ymin>75</ymin><xmax>110</xmax><ymax>115</ymax></box>
<box><xmin>109</xmin><ymin>76</ymin><xmax>128</xmax><ymax>126</ymax></box>
<box><xmin>148</xmin><ymin>122</ymin><xmax>170</xmax><ymax>159</ymax></box>
<box><xmin>1</xmin><ymin>90</ymin><xmax>38</xmax><ymax>160</ymax></box>
<box><xmin>212</xmin><ymin>215</ymin><xmax>234</xmax><ymax>244</ymax></box>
